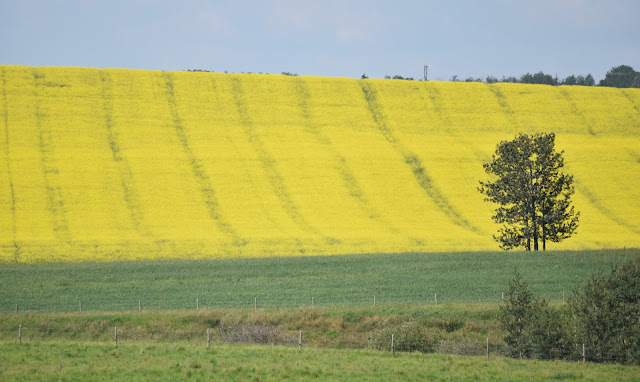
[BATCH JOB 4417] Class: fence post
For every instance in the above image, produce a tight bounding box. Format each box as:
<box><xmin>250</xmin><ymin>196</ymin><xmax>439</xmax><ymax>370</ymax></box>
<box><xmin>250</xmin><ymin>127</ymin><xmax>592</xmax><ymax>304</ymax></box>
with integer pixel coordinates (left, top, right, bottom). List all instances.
<box><xmin>391</xmin><ymin>334</ymin><xmax>395</xmax><ymax>356</ymax></box>
<box><xmin>138</xmin><ymin>300</ymin><xmax>141</xmax><ymax>312</ymax></box>
<box><xmin>254</xmin><ymin>297</ymin><xmax>257</xmax><ymax>310</ymax></box>
<box><xmin>435</xmin><ymin>293</ymin><xmax>438</xmax><ymax>305</ymax></box>
<box><xmin>299</xmin><ymin>330</ymin><xmax>302</xmax><ymax>350</ymax></box>
<box><xmin>501</xmin><ymin>292</ymin><xmax>504</xmax><ymax>304</ymax></box>
<box><xmin>312</xmin><ymin>296</ymin><xmax>315</xmax><ymax>308</ymax></box>
<box><xmin>486</xmin><ymin>337</ymin><xmax>489</xmax><ymax>360</ymax></box>
<box><xmin>374</xmin><ymin>294</ymin><xmax>376</xmax><ymax>307</ymax></box>
<box><xmin>79</xmin><ymin>301</ymin><xmax>82</xmax><ymax>312</ymax></box>
<box><xmin>19</xmin><ymin>324</ymin><xmax>22</xmax><ymax>344</ymax></box>
<box><xmin>15</xmin><ymin>304</ymin><xmax>18</xmax><ymax>314</ymax></box>
<box><xmin>115</xmin><ymin>326</ymin><xmax>118</xmax><ymax>347</ymax></box>
<box><xmin>563</xmin><ymin>291</ymin><xmax>565</xmax><ymax>303</ymax></box>
<box><xmin>207</xmin><ymin>328</ymin><xmax>210</xmax><ymax>348</ymax></box>
<box><xmin>197</xmin><ymin>298</ymin><xmax>199</xmax><ymax>310</ymax></box>
<box><xmin>582</xmin><ymin>343</ymin><xmax>585</xmax><ymax>363</ymax></box>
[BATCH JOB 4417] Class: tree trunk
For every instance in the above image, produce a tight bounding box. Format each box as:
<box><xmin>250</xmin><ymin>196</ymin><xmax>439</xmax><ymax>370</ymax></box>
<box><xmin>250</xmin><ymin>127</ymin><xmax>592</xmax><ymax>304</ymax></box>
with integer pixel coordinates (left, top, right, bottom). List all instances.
<box><xmin>542</xmin><ymin>224</ymin><xmax>546</xmax><ymax>251</ymax></box>
<box><xmin>531</xmin><ymin>200</ymin><xmax>538</xmax><ymax>251</ymax></box>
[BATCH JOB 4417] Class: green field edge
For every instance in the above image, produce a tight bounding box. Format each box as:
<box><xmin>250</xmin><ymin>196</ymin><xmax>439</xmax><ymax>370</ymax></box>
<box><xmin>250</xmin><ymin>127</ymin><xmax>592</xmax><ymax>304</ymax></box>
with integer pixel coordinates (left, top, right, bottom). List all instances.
<box><xmin>2</xmin><ymin>249</ymin><xmax>638</xmax><ymax>314</ymax></box>
<box><xmin>0</xmin><ymin>340</ymin><xmax>637</xmax><ymax>382</ymax></box>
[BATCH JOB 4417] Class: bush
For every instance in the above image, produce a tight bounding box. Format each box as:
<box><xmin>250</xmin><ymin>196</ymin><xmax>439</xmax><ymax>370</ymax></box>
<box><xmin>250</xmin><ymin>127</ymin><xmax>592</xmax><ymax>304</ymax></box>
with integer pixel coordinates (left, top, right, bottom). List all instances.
<box><xmin>570</xmin><ymin>257</ymin><xmax>640</xmax><ymax>364</ymax></box>
<box><xmin>369</xmin><ymin>320</ymin><xmax>442</xmax><ymax>353</ymax></box>
<box><xmin>501</xmin><ymin>268</ymin><xmax>573</xmax><ymax>360</ymax></box>
<box><xmin>501</xmin><ymin>258</ymin><xmax>640</xmax><ymax>365</ymax></box>
<box><xmin>500</xmin><ymin>268</ymin><xmax>541</xmax><ymax>358</ymax></box>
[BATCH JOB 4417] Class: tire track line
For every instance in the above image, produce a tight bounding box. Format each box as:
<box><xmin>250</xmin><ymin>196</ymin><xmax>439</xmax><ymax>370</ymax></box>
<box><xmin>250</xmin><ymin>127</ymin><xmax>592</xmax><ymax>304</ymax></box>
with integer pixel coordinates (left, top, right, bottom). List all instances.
<box><xmin>33</xmin><ymin>69</ymin><xmax>72</xmax><ymax>243</ymax></box>
<box><xmin>359</xmin><ymin>80</ymin><xmax>479</xmax><ymax>233</ymax></box>
<box><xmin>231</xmin><ymin>77</ymin><xmax>326</xmax><ymax>240</ymax></box>
<box><xmin>558</xmin><ymin>88</ymin><xmax>597</xmax><ymax>136</ymax></box>
<box><xmin>1</xmin><ymin>68</ymin><xmax>20</xmax><ymax>261</ymax></box>
<box><xmin>487</xmin><ymin>84</ymin><xmax>521</xmax><ymax>133</ymax></box>
<box><xmin>100</xmin><ymin>70</ymin><xmax>151</xmax><ymax>238</ymax></box>
<box><xmin>163</xmin><ymin>73</ymin><xmax>247</xmax><ymax>247</ymax></box>
<box><xmin>293</xmin><ymin>78</ymin><xmax>398</xmax><ymax>235</ymax></box>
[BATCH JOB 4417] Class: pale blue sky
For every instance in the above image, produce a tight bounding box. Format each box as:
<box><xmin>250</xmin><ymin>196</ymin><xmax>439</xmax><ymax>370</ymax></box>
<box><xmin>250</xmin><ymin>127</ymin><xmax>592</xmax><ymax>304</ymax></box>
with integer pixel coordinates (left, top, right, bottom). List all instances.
<box><xmin>1</xmin><ymin>0</ymin><xmax>638</xmax><ymax>81</ymax></box>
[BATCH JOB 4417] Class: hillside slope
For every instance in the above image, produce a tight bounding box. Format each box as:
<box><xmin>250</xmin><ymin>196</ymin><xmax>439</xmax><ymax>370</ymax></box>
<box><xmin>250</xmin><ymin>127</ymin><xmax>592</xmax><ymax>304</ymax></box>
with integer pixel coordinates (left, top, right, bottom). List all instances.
<box><xmin>0</xmin><ymin>66</ymin><xmax>639</xmax><ymax>263</ymax></box>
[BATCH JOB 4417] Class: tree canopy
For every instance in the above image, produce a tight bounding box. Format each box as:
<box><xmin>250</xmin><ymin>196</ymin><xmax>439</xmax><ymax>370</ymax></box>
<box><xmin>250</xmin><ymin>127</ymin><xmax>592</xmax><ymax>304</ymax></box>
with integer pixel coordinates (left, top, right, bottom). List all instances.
<box><xmin>598</xmin><ymin>65</ymin><xmax>640</xmax><ymax>88</ymax></box>
<box><xmin>478</xmin><ymin>133</ymin><xmax>579</xmax><ymax>251</ymax></box>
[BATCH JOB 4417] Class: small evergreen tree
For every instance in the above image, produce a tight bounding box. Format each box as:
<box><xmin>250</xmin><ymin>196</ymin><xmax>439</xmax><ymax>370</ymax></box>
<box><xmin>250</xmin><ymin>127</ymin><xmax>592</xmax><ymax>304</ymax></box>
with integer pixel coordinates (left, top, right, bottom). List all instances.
<box><xmin>501</xmin><ymin>269</ymin><xmax>534</xmax><ymax>358</ymax></box>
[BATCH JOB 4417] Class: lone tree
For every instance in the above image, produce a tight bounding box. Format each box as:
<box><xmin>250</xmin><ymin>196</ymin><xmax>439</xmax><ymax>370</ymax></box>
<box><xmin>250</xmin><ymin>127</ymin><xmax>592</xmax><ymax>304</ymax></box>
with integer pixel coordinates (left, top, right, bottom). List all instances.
<box><xmin>478</xmin><ymin>133</ymin><xmax>579</xmax><ymax>251</ymax></box>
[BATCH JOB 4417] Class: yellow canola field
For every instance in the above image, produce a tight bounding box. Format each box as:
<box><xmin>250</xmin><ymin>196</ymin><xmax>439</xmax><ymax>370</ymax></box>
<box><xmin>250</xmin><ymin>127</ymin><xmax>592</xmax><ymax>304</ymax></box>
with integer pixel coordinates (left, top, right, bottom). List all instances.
<box><xmin>0</xmin><ymin>65</ymin><xmax>639</xmax><ymax>263</ymax></box>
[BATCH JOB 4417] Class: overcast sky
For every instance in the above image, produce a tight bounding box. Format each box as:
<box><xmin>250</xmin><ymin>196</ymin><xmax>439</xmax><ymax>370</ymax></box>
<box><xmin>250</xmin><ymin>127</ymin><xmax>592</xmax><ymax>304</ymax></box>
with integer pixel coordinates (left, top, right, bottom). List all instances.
<box><xmin>1</xmin><ymin>0</ymin><xmax>638</xmax><ymax>81</ymax></box>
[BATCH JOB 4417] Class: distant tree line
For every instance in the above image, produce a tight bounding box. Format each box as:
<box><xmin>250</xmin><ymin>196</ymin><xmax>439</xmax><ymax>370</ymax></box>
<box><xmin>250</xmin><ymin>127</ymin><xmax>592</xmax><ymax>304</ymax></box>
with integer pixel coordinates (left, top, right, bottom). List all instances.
<box><xmin>185</xmin><ymin>65</ymin><xmax>640</xmax><ymax>88</ymax></box>
<box><xmin>383</xmin><ymin>65</ymin><xmax>639</xmax><ymax>88</ymax></box>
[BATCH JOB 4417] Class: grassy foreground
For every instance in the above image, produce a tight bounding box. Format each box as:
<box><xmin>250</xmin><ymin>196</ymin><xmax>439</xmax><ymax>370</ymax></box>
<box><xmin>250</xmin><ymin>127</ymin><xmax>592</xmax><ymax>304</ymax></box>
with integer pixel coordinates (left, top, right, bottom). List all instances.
<box><xmin>1</xmin><ymin>250</ymin><xmax>638</xmax><ymax>313</ymax></box>
<box><xmin>1</xmin><ymin>341</ymin><xmax>637</xmax><ymax>381</ymax></box>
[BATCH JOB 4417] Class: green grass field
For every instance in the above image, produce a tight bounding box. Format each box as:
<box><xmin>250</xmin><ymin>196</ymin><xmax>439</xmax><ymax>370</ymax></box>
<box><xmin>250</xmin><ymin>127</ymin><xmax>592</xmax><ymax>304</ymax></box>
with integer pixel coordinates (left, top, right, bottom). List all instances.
<box><xmin>1</xmin><ymin>341</ymin><xmax>637</xmax><ymax>381</ymax></box>
<box><xmin>1</xmin><ymin>249</ymin><xmax>637</xmax><ymax>313</ymax></box>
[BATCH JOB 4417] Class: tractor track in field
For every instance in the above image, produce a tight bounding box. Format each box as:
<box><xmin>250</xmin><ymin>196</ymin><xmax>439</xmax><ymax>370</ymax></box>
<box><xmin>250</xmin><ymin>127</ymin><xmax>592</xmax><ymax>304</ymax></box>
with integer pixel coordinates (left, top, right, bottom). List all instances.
<box><xmin>231</xmin><ymin>77</ymin><xmax>331</xmax><ymax>242</ymax></box>
<box><xmin>163</xmin><ymin>73</ymin><xmax>247</xmax><ymax>247</ymax></box>
<box><xmin>359</xmin><ymin>81</ymin><xmax>479</xmax><ymax>234</ymax></box>
<box><xmin>421</xmin><ymin>83</ymin><xmax>490</xmax><ymax>163</ymax></box>
<box><xmin>487</xmin><ymin>84</ymin><xmax>521</xmax><ymax>134</ymax></box>
<box><xmin>100</xmin><ymin>71</ymin><xmax>151</xmax><ymax>238</ymax></box>
<box><xmin>1</xmin><ymin>68</ymin><xmax>19</xmax><ymax>262</ymax></box>
<box><xmin>621</xmin><ymin>90</ymin><xmax>640</xmax><ymax>115</ymax></box>
<box><xmin>293</xmin><ymin>78</ymin><xmax>398</xmax><ymax>235</ymax></box>
<box><xmin>574</xmin><ymin>179</ymin><xmax>640</xmax><ymax>235</ymax></box>
<box><xmin>558</xmin><ymin>89</ymin><xmax>597</xmax><ymax>136</ymax></box>
<box><xmin>33</xmin><ymin>69</ymin><xmax>72</xmax><ymax>243</ymax></box>
<box><xmin>620</xmin><ymin>90</ymin><xmax>640</xmax><ymax>129</ymax></box>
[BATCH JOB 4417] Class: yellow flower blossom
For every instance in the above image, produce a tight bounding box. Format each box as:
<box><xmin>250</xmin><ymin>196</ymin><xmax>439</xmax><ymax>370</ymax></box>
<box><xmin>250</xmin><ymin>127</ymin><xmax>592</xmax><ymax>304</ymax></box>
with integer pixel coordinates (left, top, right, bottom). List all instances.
<box><xmin>0</xmin><ymin>66</ymin><xmax>638</xmax><ymax>263</ymax></box>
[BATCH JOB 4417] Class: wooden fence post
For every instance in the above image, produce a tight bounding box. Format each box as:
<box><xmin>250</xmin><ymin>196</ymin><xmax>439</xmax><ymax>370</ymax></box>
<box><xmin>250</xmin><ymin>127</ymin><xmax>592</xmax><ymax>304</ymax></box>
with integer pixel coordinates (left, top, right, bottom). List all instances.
<box><xmin>312</xmin><ymin>296</ymin><xmax>315</xmax><ymax>308</ymax></box>
<box><xmin>115</xmin><ymin>326</ymin><xmax>118</xmax><ymax>347</ymax></box>
<box><xmin>563</xmin><ymin>291</ymin><xmax>565</xmax><ymax>303</ymax></box>
<box><xmin>254</xmin><ymin>297</ymin><xmax>257</xmax><ymax>310</ymax></box>
<box><xmin>486</xmin><ymin>337</ymin><xmax>489</xmax><ymax>360</ymax></box>
<box><xmin>197</xmin><ymin>298</ymin><xmax>199</xmax><ymax>310</ymax></box>
<box><xmin>501</xmin><ymin>292</ymin><xmax>504</xmax><ymax>304</ymax></box>
<box><xmin>19</xmin><ymin>324</ymin><xmax>22</xmax><ymax>344</ymax></box>
<box><xmin>15</xmin><ymin>304</ymin><xmax>18</xmax><ymax>314</ymax></box>
<box><xmin>435</xmin><ymin>293</ymin><xmax>438</xmax><ymax>305</ymax></box>
<box><xmin>299</xmin><ymin>330</ymin><xmax>302</xmax><ymax>350</ymax></box>
<box><xmin>374</xmin><ymin>295</ymin><xmax>376</xmax><ymax>307</ymax></box>
<box><xmin>138</xmin><ymin>300</ymin><xmax>141</xmax><ymax>312</ymax></box>
<box><xmin>79</xmin><ymin>301</ymin><xmax>82</xmax><ymax>312</ymax></box>
<box><xmin>391</xmin><ymin>334</ymin><xmax>395</xmax><ymax>356</ymax></box>
<box><xmin>582</xmin><ymin>343</ymin><xmax>585</xmax><ymax>363</ymax></box>
<box><xmin>207</xmin><ymin>328</ymin><xmax>210</xmax><ymax>348</ymax></box>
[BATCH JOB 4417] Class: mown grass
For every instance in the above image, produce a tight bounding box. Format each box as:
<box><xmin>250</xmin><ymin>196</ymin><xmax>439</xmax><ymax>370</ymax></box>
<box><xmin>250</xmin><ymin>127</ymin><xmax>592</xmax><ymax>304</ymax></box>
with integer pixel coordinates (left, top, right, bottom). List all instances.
<box><xmin>1</xmin><ymin>249</ymin><xmax>637</xmax><ymax>313</ymax></box>
<box><xmin>0</xmin><ymin>341</ymin><xmax>637</xmax><ymax>381</ymax></box>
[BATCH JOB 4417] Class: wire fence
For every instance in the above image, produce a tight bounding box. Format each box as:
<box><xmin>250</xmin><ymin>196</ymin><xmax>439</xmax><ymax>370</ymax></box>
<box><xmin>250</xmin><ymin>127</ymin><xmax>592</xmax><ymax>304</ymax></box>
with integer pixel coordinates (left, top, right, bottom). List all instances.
<box><xmin>1</xmin><ymin>324</ymin><xmax>631</xmax><ymax>365</ymax></box>
<box><xmin>1</xmin><ymin>290</ymin><xmax>571</xmax><ymax>314</ymax></box>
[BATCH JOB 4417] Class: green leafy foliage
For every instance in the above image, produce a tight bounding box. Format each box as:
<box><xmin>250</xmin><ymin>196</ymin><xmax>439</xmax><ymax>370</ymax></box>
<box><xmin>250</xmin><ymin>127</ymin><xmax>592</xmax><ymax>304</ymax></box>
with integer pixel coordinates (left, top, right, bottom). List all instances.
<box><xmin>570</xmin><ymin>257</ymin><xmax>640</xmax><ymax>364</ymax></box>
<box><xmin>501</xmin><ymin>257</ymin><xmax>640</xmax><ymax>365</ymax></box>
<box><xmin>479</xmin><ymin>133</ymin><xmax>579</xmax><ymax>251</ymax></box>
<box><xmin>599</xmin><ymin>65</ymin><xmax>640</xmax><ymax>88</ymax></box>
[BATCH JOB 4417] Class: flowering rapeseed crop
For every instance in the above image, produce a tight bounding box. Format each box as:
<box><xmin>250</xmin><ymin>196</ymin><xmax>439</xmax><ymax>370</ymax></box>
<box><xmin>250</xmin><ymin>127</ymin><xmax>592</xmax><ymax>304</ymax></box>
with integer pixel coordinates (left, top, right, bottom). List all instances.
<box><xmin>0</xmin><ymin>66</ymin><xmax>638</xmax><ymax>263</ymax></box>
